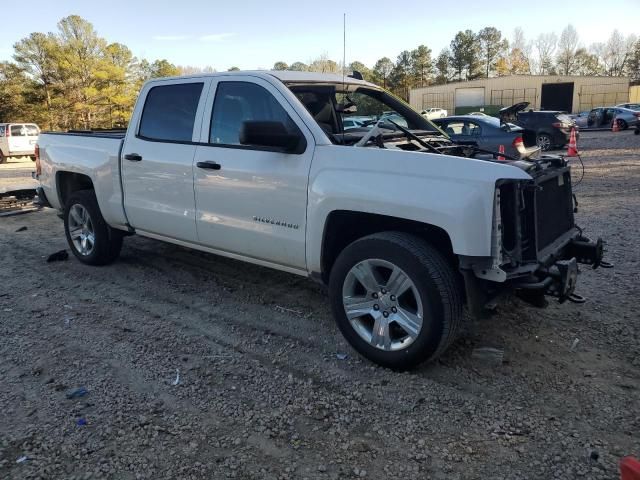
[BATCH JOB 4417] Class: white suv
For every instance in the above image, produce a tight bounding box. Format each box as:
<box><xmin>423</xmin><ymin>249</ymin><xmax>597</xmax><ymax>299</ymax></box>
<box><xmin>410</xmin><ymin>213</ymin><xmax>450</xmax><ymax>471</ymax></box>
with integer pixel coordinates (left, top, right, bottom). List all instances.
<box><xmin>0</xmin><ymin>123</ymin><xmax>40</xmax><ymax>163</ymax></box>
<box><xmin>421</xmin><ymin>108</ymin><xmax>448</xmax><ymax>120</ymax></box>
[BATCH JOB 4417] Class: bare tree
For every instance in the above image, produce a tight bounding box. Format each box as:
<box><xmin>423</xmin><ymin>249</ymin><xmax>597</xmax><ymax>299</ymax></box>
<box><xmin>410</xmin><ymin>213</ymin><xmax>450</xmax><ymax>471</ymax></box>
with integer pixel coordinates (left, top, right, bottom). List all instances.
<box><xmin>599</xmin><ymin>31</ymin><xmax>637</xmax><ymax>76</ymax></box>
<box><xmin>511</xmin><ymin>27</ymin><xmax>533</xmax><ymax>74</ymax></box>
<box><xmin>308</xmin><ymin>53</ymin><xmax>339</xmax><ymax>73</ymax></box>
<box><xmin>535</xmin><ymin>33</ymin><xmax>557</xmax><ymax>74</ymax></box>
<box><xmin>556</xmin><ymin>24</ymin><xmax>580</xmax><ymax>75</ymax></box>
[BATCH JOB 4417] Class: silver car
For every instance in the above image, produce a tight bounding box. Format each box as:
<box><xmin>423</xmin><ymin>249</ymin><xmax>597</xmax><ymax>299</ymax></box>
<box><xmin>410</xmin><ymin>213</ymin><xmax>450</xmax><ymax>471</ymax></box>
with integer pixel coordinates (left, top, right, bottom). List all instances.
<box><xmin>585</xmin><ymin>107</ymin><xmax>640</xmax><ymax>130</ymax></box>
<box><xmin>616</xmin><ymin>103</ymin><xmax>640</xmax><ymax>111</ymax></box>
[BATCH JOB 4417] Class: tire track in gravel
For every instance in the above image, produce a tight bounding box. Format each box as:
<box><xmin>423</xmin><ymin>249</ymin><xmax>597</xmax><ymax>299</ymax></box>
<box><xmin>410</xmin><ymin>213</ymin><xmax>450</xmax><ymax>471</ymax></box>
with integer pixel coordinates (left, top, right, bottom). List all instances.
<box><xmin>0</xmin><ymin>212</ymin><xmax>616</xmax><ymax>474</ymax></box>
<box><xmin>3</xmin><ymin>137</ymin><xmax>640</xmax><ymax>480</ymax></box>
<box><xmin>1</xmin><ymin>224</ymin><xmax>484</xmax><ymax>419</ymax></box>
<box><xmin>0</xmin><ymin>214</ymin><xmax>568</xmax><ymax>479</ymax></box>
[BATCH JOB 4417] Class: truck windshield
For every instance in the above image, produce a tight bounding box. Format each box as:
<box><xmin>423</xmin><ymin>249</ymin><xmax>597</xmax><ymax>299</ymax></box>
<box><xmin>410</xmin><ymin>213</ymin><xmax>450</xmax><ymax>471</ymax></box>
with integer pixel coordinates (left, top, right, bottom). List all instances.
<box><xmin>288</xmin><ymin>85</ymin><xmax>438</xmax><ymax>143</ymax></box>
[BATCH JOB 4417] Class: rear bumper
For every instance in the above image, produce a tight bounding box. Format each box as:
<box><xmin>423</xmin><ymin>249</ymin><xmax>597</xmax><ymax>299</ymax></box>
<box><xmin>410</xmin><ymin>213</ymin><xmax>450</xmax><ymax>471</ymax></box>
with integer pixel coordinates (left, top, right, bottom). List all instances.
<box><xmin>6</xmin><ymin>150</ymin><xmax>35</xmax><ymax>157</ymax></box>
<box><xmin>553</xmin><ymin>129</ymin><xmax>575</xmax><ymax>146</ymax></box>
<box><xmin>34</xmin><ymin>186</ymin><xmax>53</xmax><ymax>208</ymax></box>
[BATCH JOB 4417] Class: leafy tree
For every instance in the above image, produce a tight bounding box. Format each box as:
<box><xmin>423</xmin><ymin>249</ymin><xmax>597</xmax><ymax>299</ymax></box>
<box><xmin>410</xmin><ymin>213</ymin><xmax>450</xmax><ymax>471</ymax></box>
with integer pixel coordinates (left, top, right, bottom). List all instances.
<box><xmin>372</xmin><ymin>57</ymin><xmax>394</xmax><ymax>89</ymax></box>
<box><xmin>151</xmin><ymin>59</ymin><xmax>180</xmax><ymax>77</ymax></box>
<box><xmin>0</xmin><ymin>62</ymin><xmax>37</xmax><ymax>123</ymax></box>
<box><xmin>227</xmin><ymin>66</ymin><xmax>240</xmax><ymax>71</ymax></box>
<box><xmin>289</xmin><ymin>62</ymin><xmax>308</xmax><ymax>71</ymax></box>
<box><xmin>12</xmin><ymin>32</ymin><xmax>60</xmax><ymax>129</ymax></box>
<box><xmin>99</xmin><ymin>43</ymin><xmax>136</xmax><ymax>127</ymax></box>
<box><xmin>308</xmin><ymin>54</ymin><xmax>339</xmax><ymax>73</ymax></box>
<box><xmin>449</xmin><ymin>30</ymin><xmax>480</xmax><ymax>80</ymax></box>
<box><xmin>496</xmin><ymin>48</ymin><xmax>530</xmax><ymax>76</ymax></box>
<box><xmin>390</xmin><ymin>51</ymin><xmax>412</xmax><ymax>100</ymax></box>
<box><xmin>573</xmin><ymin>48</ymin><xmax>601</xmax><ymax>76</ymax></box>
<box><xmin>273</xmin><ymin>61</ymin><xmax>288</xmax><ymax>70</ymax></box>
<box><xmin>56</xmin><ymin>15</ymin><xmax>109</xmax><ymax>128</ymax></box>
<box><xmin>348</xmin><ymin>61</ymin><xmax>372</xmax><ymax>81</ymax></box>
<box><xmin>434</xmin><ymin>49</ymin><xmax>452</xmax><ymax>84</ymax></box>
<box><xmin>556</xmin><ymin>24</ymin><xmax>579</xmax><ymax>75</ymax></box>
<box><xmin>477</xmin><ymin>27</ymin><xmax>508</xmax><ymax>78</ymax></box>
<box><xmin>410</xmin><ymin>45</ymin><xmax>432</xmax><ymax>87</ymax></box>
<box><xmin>627</xmin><ymin>39</ymin><xmax>640</xmax><ymax>80</ymax></box>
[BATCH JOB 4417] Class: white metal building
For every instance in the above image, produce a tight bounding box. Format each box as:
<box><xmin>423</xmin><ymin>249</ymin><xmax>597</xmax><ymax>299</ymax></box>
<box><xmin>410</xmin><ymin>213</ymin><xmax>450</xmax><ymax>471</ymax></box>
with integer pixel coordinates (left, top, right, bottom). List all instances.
<box><xmin>409</xmin><ymin>75</ymin><xmax>631</xmax><ymax>114</ymax></box>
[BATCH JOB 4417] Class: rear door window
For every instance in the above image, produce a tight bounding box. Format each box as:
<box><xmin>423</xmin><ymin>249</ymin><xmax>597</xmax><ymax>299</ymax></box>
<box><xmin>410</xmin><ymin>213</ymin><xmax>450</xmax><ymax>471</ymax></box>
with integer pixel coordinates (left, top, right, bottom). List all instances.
<box><xmin>10</xmin><ymin>125</ymin><xmax>28</xmax><ymax>136</ymax></box>
<box><xmin>24</xmin><ymin>125</ymin><xmax>39</xmax><ymax>136</ymax></box>
<box><xmin>138</xmin><ymin>83</ymin><xmax>204</xmax><ymax>142</ymax></box>
<box><xmin>443</xmin><ymin>121</ymin><xmax>480</xmax><ymax>137</ymax></box>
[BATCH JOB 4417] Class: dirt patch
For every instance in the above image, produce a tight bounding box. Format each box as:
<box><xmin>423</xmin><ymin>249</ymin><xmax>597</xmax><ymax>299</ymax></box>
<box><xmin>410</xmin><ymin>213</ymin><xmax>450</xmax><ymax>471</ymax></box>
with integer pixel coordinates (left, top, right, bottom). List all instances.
<box><xmin>1</xmin><ymin>130</ymin><xmax>638</xmax><ymax>479</ymax></box>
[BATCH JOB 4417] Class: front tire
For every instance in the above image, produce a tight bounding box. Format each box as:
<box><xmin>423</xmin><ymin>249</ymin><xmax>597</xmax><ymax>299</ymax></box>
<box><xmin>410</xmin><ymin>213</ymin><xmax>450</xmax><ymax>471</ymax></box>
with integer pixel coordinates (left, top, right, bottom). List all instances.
<box><xmin>64</xmin><ymin>189</ymin><xmax>123</xmax><ymax>265</ymax></box>
<box><xmin>0</xmin><ymin>151</ymin><xmax>6</xmax><ymax>164</ymax></box>
<box><xmin>328</xmin><ymin>232</ymin><xmax>463</xmax><ymax>370</ymax></box>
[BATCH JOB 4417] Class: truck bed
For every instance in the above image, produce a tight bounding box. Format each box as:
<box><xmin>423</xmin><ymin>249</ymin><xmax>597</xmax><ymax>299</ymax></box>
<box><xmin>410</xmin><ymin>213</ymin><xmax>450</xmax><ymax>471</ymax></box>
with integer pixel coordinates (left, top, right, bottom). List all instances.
<box><xmin>37</xmin><ymin>130</ymin><xmax>127</xmax><ymax>228</ymax></box>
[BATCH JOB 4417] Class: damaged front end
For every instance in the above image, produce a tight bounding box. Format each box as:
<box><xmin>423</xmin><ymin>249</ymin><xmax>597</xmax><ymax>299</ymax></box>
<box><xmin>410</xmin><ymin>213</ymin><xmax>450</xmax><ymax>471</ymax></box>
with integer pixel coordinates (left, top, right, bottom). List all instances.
<box><xmin>461</xmin><ymin>155</ymin><xmax>608</xmax><ymax>317</ymax></box>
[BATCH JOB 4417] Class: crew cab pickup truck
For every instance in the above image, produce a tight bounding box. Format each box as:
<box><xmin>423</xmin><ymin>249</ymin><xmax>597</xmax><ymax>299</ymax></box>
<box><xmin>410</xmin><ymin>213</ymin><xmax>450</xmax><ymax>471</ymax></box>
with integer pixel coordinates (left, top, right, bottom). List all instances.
<box><xmin>36</xmin><ymin>71</ymin><xmax>607</xmax><ymax>369</ymax></box>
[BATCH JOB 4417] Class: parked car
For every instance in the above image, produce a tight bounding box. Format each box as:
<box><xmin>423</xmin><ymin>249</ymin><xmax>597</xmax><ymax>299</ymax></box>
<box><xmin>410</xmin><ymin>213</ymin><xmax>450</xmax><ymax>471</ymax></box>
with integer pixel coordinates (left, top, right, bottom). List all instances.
<box><xmin>342</xmin><ymin>118</ymin><xmax>364</xmax><ymax>130</ymax></box>
<box><xmin>35</xmin><ymin>71</ymin><xmax>607</xmax><ymax>370</ymax></box>
<box><xmin>0</xmin><ymin>123</ymin><xmax>40</xmax><ymax>163</ymax></box>
<box><xmin>570</xmin><ymin>111</ymin><xmax>590</xmax><ymax>129</ymax></box>
<box><xmin>378</xmin><ymin>112</ymin><xmax>409</xmax><ymax>127</ymax></box>
<box><xmin>615</xmin><ymin>103</ymin><xmax>640</xmax><ymax>111</ymax></box>
<box><xmin>420</xmin><ymin>107</ymin><xmax>448</xmax><ymax>120</ymax></box>
<box><xmin>499</xmin><ymin>102</ymin><xmax>577</xmax><ymax>151</ymax></box>
<box><xmin>586</xmin><ymin>107</ymin><xmax>640</xmax><ymax>130</ymax></box>
<box><xmin>431</xmin><ymin>115</ymin><xmax>537</xmax><ymax>159</ymax></box>
<box><xmin>468</xmin><ymin>112</ymin><xmax>489</xmax><ymax>116</ymax></box>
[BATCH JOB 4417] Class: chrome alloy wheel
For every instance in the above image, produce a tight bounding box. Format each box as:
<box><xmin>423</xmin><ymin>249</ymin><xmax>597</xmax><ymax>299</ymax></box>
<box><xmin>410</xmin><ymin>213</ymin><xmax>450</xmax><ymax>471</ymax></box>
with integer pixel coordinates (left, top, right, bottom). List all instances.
<box><xmin>68</xmin><ymin>204</ymin><xmax>95</xmax><ymax>256</ymax></box>
<box><xmin>342</xmin><ymin>259</ymin><xmax>424</xmax><ymax>351</ymax></box>
<box><xmin>536</xmin><ymin>134</ymin><xmax>551</xmax><ymax>150</ymax></box>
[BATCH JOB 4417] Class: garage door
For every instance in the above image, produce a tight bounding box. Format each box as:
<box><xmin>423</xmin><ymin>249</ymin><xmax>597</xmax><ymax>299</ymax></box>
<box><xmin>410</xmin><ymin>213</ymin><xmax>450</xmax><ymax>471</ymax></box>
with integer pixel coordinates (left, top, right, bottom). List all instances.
<box><xmin>455</xmin><ymin>87</ymin><xmax>485</xmax><ymax>107</ymax></box>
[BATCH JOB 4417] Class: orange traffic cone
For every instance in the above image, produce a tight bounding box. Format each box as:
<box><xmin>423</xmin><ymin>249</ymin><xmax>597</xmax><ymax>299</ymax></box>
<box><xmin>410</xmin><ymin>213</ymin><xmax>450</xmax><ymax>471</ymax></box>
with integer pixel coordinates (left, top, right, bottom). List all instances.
<box><xmin>567</xmin><ymin>127</ymin><xmax>579</xmax><ymax>157</ymax></box>
<box><xmin>612</xmin><ymin>117</ymin><xmax>620</xmax><ymax>132</ymax></box>
<box><xmin>497</xmin><ymin>144</ymin><xmax>505</xmax><ymax>161</ymax></box>
<box><xmin>620</xmin><ymin>457</ymin><xmax>640</xmax><ymax>480</ymax></box>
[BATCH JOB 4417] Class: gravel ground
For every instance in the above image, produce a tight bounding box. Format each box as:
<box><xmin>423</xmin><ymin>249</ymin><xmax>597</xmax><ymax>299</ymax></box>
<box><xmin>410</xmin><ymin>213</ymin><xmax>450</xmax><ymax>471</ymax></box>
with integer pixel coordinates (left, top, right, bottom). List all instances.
<box><xmin>0</xmin><ymin>157</ymin><xmax>37</xmax><ymax>192</ymax></box>
<box><xmin>1</xmin><ymin>130</ymin><xmax>638</xmax><ymax>479</ymax></box>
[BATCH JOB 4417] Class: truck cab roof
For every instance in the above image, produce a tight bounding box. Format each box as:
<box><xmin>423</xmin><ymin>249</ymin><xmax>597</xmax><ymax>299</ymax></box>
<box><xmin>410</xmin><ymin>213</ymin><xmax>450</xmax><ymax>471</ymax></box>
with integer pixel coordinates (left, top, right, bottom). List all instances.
<box><xmin>147</xmin><ymin>70</ymin><xmax>378</xmax><ymax>89</ymax></box>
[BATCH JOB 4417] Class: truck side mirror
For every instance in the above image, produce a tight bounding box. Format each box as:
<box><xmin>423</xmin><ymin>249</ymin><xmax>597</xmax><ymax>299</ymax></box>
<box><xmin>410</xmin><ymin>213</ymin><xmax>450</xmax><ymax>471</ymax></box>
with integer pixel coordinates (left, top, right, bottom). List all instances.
<box><xmin>239</xmin><ymin>121</ymin><xmax>305</xmax><ymax>154</ymax></box>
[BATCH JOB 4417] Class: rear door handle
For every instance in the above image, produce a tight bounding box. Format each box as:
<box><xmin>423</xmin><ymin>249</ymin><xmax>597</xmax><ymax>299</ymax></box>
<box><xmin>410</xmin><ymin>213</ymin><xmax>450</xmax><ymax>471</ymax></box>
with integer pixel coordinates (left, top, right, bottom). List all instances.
<box><xmin>196</xmin><ymin>161</ymin><xmax>221</xmax><ymax>170</ymax></box>
<box><xmin>124</xmin><ymin>153</ymin><xmax>142</xmax><ymax>161</ymax></box>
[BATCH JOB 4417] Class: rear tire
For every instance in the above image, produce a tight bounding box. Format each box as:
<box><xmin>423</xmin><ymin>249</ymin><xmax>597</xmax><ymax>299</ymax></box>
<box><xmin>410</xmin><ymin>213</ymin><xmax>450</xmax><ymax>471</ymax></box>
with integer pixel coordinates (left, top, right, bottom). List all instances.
<box><xmin>328</xmin><ymin>232</ymin><xmax>463</xmax><ymax>370</ymax></box>
<box><xmin>536</xmin><ymin>133</ymin><xmax>552</xmax><ymax>151</ymax></box>
<box><xmin>0</xmin><ymin>151</ymin><xmax>6</xmax><ymax>164</ymax></box>
<box><xmin>618</xmin><ymin>119</ymin><xmax>628</xmax><ymax>130</ymax></box>
<box><xmin>63</xmin><ymin>189</ymin><xmax>123</xmax><ymax>265</ymax></box>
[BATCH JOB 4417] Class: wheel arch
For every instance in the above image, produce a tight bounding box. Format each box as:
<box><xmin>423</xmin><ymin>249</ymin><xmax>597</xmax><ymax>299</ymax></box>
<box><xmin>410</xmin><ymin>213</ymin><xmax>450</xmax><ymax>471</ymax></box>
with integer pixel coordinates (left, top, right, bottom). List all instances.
<box><xmin>56</xmin><ymin>171</ymin><xmax>95</xmax><ymax>208</ymax></box>
<box><xmin>319</xmin><ymin>210</ymin><xmax>456</xmax><ymax>284</ymax></box>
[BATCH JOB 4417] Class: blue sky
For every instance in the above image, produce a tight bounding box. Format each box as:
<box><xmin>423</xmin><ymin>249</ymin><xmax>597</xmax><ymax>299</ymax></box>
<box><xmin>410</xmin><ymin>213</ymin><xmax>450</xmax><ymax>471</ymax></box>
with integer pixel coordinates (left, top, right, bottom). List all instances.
<box><xmin>1</xmin><ymin>0</ymin><xmax>638</xmax><ymax>70</ymax></box>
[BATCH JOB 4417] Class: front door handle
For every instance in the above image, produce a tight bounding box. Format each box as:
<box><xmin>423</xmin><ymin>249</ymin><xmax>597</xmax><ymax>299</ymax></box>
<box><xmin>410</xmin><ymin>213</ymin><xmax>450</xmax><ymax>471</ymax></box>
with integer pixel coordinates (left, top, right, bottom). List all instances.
<box><xmin>124</xmin><ymin>153</ymin><xmax>142</xmax><ymax>161</ymax></box>
<box><xmin>196</xmin><ymin>161</ymin><xmax>221</xmax><ymax>170</ymax></box>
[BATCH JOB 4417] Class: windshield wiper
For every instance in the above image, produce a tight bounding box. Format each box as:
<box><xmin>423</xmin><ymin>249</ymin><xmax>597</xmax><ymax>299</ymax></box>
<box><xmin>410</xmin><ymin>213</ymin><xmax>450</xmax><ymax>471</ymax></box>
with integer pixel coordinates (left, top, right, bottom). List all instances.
<box><xmin>385</xmin><ymin>119</ymin><xmax>442</xmax><ymax>154</ymax></box>
<box><xmin>386</xmin><ymin>119</ymin><xmax>517</xmax><ymax>160</ymax></box>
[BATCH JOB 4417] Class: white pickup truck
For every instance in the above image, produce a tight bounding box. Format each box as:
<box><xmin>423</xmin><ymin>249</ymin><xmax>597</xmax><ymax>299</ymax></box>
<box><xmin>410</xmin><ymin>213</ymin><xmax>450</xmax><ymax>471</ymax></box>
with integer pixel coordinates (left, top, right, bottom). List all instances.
<box><xmin>36</xmin><ymin>71</ymin><xmax>607</xmax><ymax>369</ymax></box>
